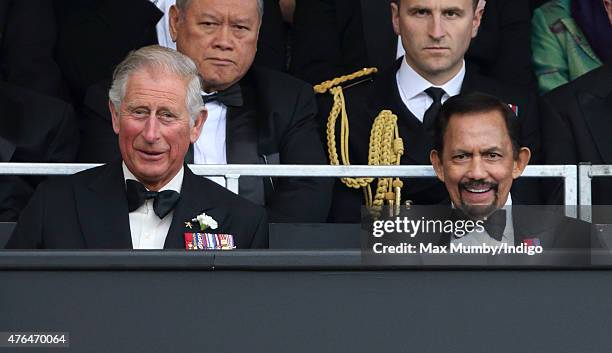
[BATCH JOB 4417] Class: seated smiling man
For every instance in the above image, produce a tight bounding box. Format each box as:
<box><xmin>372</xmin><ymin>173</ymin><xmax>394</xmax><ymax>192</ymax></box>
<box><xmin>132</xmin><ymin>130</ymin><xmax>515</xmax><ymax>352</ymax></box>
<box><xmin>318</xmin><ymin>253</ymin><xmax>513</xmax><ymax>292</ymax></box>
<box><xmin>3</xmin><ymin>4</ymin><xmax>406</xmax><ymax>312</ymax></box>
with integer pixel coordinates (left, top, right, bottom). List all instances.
<box><xmin>429</xmin><ymin>92</ymin><xmax>588</xmax><ymax>249</ymax></box>
<box><xmin>6</xmin><ymin>45</ymin><xmax>267</xmax><ymax>249</ymax></box>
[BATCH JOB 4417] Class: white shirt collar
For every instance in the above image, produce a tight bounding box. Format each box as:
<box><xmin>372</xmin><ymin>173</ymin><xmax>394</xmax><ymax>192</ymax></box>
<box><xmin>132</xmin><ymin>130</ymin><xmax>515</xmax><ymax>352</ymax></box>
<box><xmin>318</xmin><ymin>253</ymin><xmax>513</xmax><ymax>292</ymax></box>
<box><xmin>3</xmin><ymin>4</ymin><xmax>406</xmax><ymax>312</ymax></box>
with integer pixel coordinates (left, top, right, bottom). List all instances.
<box><xmin>396</xmin><ymin>57</ymin><xmax>465</xmax><ymax>100</ymax></box>
<box><xmin>122</xmin><ymin>162</ymin><xmax>184</xmax><ymax>193</ymax></box>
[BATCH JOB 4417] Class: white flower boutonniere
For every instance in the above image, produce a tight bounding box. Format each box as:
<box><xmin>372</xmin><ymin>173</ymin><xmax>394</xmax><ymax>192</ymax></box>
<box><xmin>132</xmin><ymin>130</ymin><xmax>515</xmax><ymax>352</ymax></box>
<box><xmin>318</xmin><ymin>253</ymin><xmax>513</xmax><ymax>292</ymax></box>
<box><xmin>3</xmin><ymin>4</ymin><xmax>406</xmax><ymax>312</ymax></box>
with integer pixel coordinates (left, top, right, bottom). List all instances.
<box><xmin>192</xmin><ymin>212</ymin><xmax>218</xmax><ymax>231</ymax></box>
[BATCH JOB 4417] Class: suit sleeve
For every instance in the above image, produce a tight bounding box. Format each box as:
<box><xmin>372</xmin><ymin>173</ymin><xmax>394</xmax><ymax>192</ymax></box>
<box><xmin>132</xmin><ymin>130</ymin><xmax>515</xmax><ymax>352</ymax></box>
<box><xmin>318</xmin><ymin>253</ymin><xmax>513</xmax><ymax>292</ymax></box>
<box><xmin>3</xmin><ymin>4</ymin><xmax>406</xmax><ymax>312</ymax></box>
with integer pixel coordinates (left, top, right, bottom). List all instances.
<box><xmin>47</xmin><ymin>101</ymin><xmax>80</xmax><ymax>163</ymax></box>
<box><xmin>540</xmin><ymin>94</ymin><xmax>577</xmax><ymax>165</ymax></box>
<box><xmin>531</xmin><ymin>6</ymin><xmax>569</xmax><ymax>94</ymax></box>
<box><xmin>0</xmin><ymin>0</ymin><xmax>66</xmax><ymax>100</ymax></box>
<box><xmin>249</xmin><ymin>208</ymin><xmax>269</xmax><ymax>249</ymax></box>
<box><xmin>4</xmin><ymin>181</ymin><xmax>47</xmax><ymax>249</ymax></box>
<box><xmin>539</xmin><ymin>93</ymin><xmax>576</xmax><ymax>205</ymax></box>
<box><xmin>266</xmin><ymin>83</ymin><xmax>333</xmax><ymax>223</ymax></box>
<box><xmin>490</xmin><ymin>0</ymin><xmax>534</xmax><ymax>87</ymax></box>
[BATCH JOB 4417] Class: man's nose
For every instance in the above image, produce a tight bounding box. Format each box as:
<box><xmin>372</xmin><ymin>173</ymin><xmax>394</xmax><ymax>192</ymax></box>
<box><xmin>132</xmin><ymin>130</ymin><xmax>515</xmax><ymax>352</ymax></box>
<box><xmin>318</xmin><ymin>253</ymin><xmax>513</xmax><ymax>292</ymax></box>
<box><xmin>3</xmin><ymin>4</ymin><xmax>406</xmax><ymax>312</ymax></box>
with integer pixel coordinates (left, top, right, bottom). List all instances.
<box><xmin>142</xmin><ymin>115</ymin><xmax>161</xmax><ymax>142</ymax></box>
<box><xmin>467</xmin><ymin>156</ymin><xmax>488</xmax><ymax>180</ymax></box>
<box><xmin>212</xmin><ymin>25</ymin><xmax>234</xmax><ymax>50</ymax></box>
<box><xmin>428</xmin><ymin>14</ymin><xmax>446</xmax><ymax>40</ymax></box>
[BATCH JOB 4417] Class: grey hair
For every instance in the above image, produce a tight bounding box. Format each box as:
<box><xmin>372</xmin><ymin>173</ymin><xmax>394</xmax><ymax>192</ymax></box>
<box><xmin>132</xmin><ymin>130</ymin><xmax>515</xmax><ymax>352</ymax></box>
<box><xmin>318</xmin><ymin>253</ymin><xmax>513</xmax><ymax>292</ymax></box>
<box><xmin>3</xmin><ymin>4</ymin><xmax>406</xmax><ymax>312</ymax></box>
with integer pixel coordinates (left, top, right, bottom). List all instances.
<box><xmin>175</xmin><ymin>0</ymin><xmax>264</xmax><ymax>21</ymax></box>
<box><xmin>108</xmin><ymin>45</ymin><xmax>205</xmax><ymax>126</ymax></box>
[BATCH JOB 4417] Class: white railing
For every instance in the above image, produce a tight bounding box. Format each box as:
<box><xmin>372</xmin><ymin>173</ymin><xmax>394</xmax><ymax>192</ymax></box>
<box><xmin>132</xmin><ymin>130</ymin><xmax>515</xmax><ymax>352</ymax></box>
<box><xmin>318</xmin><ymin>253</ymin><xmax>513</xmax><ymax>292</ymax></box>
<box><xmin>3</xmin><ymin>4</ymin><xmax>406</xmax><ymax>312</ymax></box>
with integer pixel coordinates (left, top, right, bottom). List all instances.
<box><xmin>577</xmin><ymin>164</ymin><xmax>612</xmax><ymax>222</ymax></box>
<box><xmin>0</xmin><ymin>163</ymin><xmax>578</xmax><ymax>206</ymax></box>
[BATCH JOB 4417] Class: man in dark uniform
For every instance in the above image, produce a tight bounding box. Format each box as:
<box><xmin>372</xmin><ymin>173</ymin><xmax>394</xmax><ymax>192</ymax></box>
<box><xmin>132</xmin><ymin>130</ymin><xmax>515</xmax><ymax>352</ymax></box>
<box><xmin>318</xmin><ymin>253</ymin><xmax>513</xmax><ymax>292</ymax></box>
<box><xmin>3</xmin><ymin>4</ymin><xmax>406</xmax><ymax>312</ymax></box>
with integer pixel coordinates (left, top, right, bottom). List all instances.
<box><xmin>319</xmin><ymin>0</ymin><xmax>541</xmax><ymax>222</ymax></box>
<box><xmin>291</xmin><ymin>0</ymin><xmax>535</xmax><ymax>88</ymax></box>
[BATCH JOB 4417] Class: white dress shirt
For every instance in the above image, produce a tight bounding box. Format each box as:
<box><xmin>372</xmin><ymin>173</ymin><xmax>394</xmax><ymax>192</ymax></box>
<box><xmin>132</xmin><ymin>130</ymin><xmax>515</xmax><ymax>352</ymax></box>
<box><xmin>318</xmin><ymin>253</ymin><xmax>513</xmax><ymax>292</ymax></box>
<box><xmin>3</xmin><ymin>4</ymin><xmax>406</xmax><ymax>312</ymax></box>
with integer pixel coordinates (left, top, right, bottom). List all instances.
<box><xmin>395</xmin><ymin>57</ymin><xmax>465</xmax><ymax>122</ymax></box>
<box><xmin>194</xmin><ymin>92</ymin><xmax>228</xmax><ymax>187</ymax></box>
<box><xmin>152</xmin><ymin>0</ymin><xmax>177</xmax><ymax>50</ymax></box>
<box><xmin>123</xmin><ymin>163</ymin><xmax>183</xmax><ymax>249</ymax></box>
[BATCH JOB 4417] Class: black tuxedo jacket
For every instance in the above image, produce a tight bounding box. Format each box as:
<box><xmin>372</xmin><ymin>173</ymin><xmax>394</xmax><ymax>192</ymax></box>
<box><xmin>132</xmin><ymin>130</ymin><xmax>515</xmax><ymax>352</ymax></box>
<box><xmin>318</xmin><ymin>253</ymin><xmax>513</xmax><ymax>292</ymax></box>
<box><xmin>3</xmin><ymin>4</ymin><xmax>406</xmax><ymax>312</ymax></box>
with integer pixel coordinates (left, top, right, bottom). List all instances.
<box><xmin>541</xmin><ymin>64</ymin><xmax>612</xmax><ymax>206</ymax></box>
<box><xmin>76</xmin><ymin>67</ymin><xmax>332</xmax><ymax>223</ymax></box>
<box><xmin>436</xmin><ymin>208</ymin><xmax>591</xmax><ymax>250</ymax></box>
<box><xmin>5</xmin><ymin>161</ymin><xmax>268</xmax><ymax>249</ymax></box>
<box><xmin>0</xmin><ymin>82</ymin><xmax>79</xmax><ymax>221</ymax></box>
<box><xmin>374</xmin><ymin>206</ymin><xmax>592</xmax><ymax>252</ymax></box>
<box><xmin>290</xmin><ymin>0</ymin><xmax>534</xmax><ymax>88</ymax></box>
<box><xmin>323</xmin><ymin>59</ymin><xmax>542</xmax><ymax>222</ymax></box>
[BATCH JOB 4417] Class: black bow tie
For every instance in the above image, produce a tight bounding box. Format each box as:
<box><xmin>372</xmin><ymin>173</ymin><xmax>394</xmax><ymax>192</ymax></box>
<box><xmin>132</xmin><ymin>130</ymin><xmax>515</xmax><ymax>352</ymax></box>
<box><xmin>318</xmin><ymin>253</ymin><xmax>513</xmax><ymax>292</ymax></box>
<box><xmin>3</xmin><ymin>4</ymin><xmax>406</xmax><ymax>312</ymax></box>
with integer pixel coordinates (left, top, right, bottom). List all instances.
<box><xmin>126</xmin><ymin>179</ymin><xmax>181</xmax><ymax>219</ymax></box>
<box><xmin>202</xmin><ymin>83</ymin><xmax>243</xmax><ymax>107</ymax></box>
<box><xmin>451</xmin><ymin>209</ymin><xmax>507</xmax><ymax>241</ymax></box>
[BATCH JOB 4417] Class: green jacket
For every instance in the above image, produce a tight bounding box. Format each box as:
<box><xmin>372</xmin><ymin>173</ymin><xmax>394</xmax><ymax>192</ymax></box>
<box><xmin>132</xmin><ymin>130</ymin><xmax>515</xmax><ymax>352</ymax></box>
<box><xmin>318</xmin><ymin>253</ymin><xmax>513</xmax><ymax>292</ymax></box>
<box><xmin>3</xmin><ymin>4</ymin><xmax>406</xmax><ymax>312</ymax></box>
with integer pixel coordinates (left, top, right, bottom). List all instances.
<box><xmin>531</xmin><ymin>0</ymin><xmax>602</xmax><ymax>94</ymax></box>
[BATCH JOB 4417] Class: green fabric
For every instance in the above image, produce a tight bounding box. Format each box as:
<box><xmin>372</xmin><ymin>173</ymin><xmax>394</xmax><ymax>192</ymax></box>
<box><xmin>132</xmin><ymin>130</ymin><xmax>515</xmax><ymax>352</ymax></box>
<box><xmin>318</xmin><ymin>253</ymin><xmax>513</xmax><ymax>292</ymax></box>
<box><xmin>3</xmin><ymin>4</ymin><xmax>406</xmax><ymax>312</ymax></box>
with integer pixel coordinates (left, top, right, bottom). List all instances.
<box><xmin>531</xmin><ymin>0</ymin><xmax>602</xmax><ymax>94</ymax></box>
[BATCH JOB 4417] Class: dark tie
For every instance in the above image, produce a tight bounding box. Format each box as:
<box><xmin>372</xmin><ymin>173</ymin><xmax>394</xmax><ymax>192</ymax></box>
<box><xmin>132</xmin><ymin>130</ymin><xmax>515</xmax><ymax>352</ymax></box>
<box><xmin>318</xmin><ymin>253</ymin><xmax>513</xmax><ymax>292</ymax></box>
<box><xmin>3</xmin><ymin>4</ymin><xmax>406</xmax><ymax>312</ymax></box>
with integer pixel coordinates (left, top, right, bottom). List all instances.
<box><xmin>423</xmin><ymin>87</ymin><xmax>446</xmax><ymax>133</ymax></box>
<box><xmin>451</xmin><ymin>208</ymin><xmax>507</xmax><ymax>241</ymax></box>
<box><xmin>483</xmin><ymin>209</ymin><xmax>507</xmax><ymax>241</ymax></box>
<box><xmin>126</xmin><ymin>179</ymin><xmax>181</xmax><ymax>219</ymax></box>
<box><xmin>202</xmin><ymin>83</ymin><xmax>243</xmax><ymax>107</ymax></box>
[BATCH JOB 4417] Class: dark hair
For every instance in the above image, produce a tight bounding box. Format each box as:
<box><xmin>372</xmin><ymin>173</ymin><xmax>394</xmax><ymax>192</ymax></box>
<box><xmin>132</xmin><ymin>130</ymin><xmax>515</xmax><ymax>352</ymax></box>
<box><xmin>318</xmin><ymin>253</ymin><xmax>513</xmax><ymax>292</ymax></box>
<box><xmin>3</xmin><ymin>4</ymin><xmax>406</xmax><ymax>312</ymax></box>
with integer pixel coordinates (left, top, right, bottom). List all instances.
<box><xmin>391</xmin><ymin>0</ymin><xmax>479</xmax><ymax>10</ymax></box>
<box><xmin>432</xmin><ymin>92</ymin><xmax>522</xmax><ymax>159</ymax></box>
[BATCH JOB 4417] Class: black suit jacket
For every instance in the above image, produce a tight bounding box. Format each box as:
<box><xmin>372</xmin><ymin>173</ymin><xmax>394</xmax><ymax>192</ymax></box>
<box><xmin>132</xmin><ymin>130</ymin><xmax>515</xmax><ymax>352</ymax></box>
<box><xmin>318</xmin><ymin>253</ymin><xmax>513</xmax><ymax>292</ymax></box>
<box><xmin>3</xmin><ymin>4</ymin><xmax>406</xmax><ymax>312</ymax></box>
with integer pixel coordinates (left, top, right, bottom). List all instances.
<box><xmin>374</xmin><ymin>206</ymin><xmax>592</xmax><ymax>252</ymax></box>
<box><xmin>6</xmin><ymin>161</ymin><xmax>268</xmax><ymax>249</ymax></box>
<box><xmin>323</xmin><ymin>59</ymin><xmax>542</xmax><ymax>222</ymax></box>
<box><xmin>76</xmin><ymin>67</ymin><xmax>332</xmax><ymax>223</ymax></box>
<box><xmin>291</xmin><ymin>0</ymin><xmax>534</xmax><ymax>88</ymax></box>
<box><xmin>541</xmin><ymin>64</ymin><xmax>612</xmax><ymax>206</ymax></box>
<box><xmin>0</xmin><ymin>82</ymin><xmax>79</xmax><ymax>221</ymax></box>
<box><xmin>437</xmin><ymin>208</ymin><xmax>591</xmax><ymax>250</ymax></box>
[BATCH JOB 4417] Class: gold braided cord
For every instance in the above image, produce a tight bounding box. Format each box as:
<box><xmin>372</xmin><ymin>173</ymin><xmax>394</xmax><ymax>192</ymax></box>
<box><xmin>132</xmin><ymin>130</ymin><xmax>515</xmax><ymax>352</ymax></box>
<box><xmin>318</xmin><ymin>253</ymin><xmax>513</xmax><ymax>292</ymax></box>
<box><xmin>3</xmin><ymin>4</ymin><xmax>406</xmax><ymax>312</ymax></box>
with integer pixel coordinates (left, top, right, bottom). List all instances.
<box><xmin>317</xmin><ymin>68</ymin><xmax>404</xmax><ymax>214</ymax></box>
<box><xmin>325</xmin><ymin>86</ymin><xmax>372</xmax><ymax>188</ymax></box>
<box><xmin>314</xmin><ymin>67</ymin><xmax>378</xmax><ymax>94</ymax></box>
<box><xmin>367</xmin><ymin>111</ymin><xmax>404</xmax><ymax>213</ymax></box>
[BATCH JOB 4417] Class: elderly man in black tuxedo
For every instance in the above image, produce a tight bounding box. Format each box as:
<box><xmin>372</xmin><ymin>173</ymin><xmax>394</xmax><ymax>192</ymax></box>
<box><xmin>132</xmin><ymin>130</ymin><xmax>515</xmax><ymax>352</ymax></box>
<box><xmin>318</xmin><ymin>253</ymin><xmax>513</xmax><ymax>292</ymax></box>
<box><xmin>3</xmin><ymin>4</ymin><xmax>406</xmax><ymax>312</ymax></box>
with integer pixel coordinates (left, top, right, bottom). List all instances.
<box><xmin>168</xmin><ymin>0</ymin><xmax>332</xmax><ymax>223</ymax></box>
<box><xmin>6</xmin><ymin>45</ymin><xmax>267</xmax><ymax>250</ymax></box>
<box><xmin>320</xmin><ymin>0</ymin><xmax>542</xmax><ymax>222</ymax></box>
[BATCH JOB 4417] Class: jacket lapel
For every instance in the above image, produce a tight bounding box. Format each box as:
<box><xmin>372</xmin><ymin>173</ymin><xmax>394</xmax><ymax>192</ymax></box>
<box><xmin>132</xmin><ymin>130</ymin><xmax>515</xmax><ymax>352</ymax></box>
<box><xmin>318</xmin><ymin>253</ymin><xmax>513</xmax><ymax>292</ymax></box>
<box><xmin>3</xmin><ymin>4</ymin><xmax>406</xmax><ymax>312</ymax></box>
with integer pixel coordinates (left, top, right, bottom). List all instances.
<box><xmin>76</xmin><ymin>161</ymin><xmax>132</xmax><ymax>249</ymax></box>
<box><xmin>512</xmin><ymin>207</ymin><xmax>563</xmax><ymax>247</ymax></box>
<box><xmin>225</xmin><ymin>83</ymin><xmax>266</xmax><ymax>205</ymax></box>
<box><xmin>559</xmin><ymin>18</ymin><xmax>601</xmax><ymax>64</ymax></box>
<box><xmin>164</xmin><ymin>166</ymin><xmax>218</xmax><ymax>249</ymax></box>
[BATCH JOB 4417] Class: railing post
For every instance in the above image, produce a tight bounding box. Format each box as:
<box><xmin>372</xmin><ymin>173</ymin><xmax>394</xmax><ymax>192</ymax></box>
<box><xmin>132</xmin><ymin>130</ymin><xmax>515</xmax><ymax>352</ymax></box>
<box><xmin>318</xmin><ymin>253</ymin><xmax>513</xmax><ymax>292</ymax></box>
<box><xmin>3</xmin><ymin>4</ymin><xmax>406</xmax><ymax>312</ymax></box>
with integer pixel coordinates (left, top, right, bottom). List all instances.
<box><xmin>578</xmin><ymin>163</ymin><xmax>592</xmax><ymax>222</ymax></box>
<box><xmin>225</xmin><ymin>174</ymin><xmax>240</xmax><ymax>194</ymax></box>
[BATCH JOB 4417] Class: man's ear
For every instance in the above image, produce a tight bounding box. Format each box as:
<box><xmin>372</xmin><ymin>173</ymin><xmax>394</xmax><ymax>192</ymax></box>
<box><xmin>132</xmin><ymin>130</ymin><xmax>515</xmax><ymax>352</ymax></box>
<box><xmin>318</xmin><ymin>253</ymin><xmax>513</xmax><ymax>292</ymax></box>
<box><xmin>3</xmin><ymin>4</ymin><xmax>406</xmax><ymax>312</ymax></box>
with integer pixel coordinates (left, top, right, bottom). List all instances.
<box><xmin>471</xmin><ymin>0</ymin><xmax>485</xmax><ymax>38</ymax></box>
<box><xmin>512</xmin><ymin>147</ymin><xmax>531</xmax><ymax>179</ymax></box>
<box><xmin>169</xmin><ymin>5</ymin><xmax>180</xmax><ymax>42</ymax></box>
<box><xmin>430</xmin><ymin>149</ymin><xmax>445</xmax><ymax>183</ymax></box>
<box><xmin>190</xmin><ymin>109</ymin><xmax>207</xmax><ymax>143</ymax></box>
<box><xmin>391</xmin><ymin>2</ymin><xmax>401</xmax><ymax>36</ymax></box>
<box><xmin>604</xmin><ymin>0</ymin><xmax>612</xmax><ymax>25</ymax></box>
<box><xmin>109</xmin><ymin>100</ymin><xmax>120</xmax><ymax>135</ymax></box>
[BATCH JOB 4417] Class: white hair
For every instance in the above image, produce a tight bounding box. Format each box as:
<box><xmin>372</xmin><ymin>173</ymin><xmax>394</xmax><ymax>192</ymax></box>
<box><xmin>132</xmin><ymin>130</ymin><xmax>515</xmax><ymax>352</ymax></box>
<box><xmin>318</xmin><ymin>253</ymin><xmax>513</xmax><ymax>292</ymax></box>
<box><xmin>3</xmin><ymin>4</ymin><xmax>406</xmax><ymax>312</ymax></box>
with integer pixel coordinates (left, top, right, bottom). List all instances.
<box><xmin>108</xmin><ymin>45</ymin><xmax>204</xmax><ymax>126</ymax></box>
